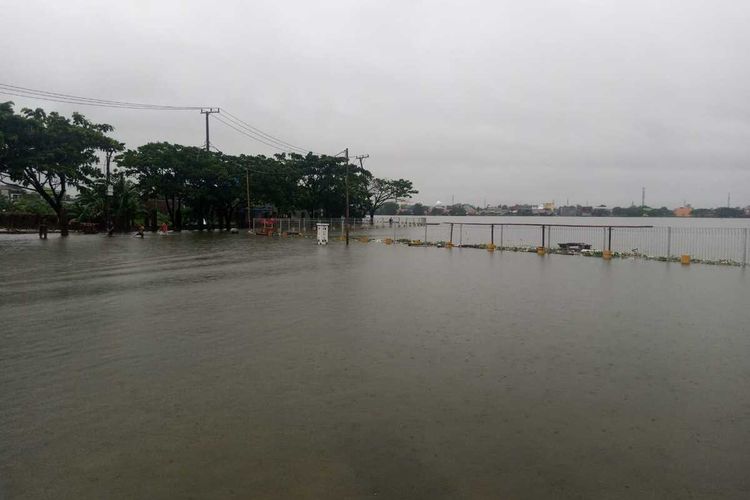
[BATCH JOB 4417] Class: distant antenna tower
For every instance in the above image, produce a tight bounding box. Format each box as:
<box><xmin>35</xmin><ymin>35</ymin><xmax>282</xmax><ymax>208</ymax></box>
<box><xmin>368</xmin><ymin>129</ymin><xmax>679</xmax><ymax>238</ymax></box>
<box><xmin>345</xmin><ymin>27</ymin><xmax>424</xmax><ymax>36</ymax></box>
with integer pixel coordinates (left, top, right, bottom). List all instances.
<box><xmin>727</xmin><ymin>192</ymin><xmax>731</xmax><ymax>207</ymax></box>
<box><xmin>641</xmin><ymin>187</ymin><xmax>645</xmax><ymax>209</ymax></box>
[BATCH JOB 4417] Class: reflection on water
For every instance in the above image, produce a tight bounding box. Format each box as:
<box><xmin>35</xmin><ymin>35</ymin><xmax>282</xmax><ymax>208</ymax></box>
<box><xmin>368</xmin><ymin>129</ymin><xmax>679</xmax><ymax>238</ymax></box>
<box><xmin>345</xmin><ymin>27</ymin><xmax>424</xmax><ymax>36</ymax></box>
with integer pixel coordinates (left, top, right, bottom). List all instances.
<box><xmin>1</xmin><ymin>233</ymin><xmax>749</xmax><ymax>499</ymax></box>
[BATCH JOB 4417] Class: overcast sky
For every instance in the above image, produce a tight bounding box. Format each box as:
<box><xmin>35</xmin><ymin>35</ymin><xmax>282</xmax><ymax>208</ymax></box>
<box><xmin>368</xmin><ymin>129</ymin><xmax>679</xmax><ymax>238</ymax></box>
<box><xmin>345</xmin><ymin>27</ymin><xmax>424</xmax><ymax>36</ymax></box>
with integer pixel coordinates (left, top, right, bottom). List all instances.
<box><xmin>3</xmin><ymin>0</ymin><xmax>749</xmax><ymax>207</ymax></box>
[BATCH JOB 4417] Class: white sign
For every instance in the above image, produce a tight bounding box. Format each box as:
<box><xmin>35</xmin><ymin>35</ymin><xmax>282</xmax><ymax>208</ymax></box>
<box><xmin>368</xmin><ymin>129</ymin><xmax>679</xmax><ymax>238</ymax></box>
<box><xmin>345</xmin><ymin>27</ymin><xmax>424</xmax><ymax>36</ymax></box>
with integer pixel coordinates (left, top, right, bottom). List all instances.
<box><xmin>316</xmin><ymin>223</ymin><xmax>329</xmax><ymax>245</ymax></box>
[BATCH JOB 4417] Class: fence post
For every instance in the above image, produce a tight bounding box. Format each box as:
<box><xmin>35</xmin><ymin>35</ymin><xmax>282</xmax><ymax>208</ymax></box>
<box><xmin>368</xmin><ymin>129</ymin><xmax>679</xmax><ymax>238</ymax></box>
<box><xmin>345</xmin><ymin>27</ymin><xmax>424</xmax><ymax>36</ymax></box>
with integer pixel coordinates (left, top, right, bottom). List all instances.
<box><xmin>743</xmin><ymin>228</ymin><xmax>748</xmax><ymax>267</ymax></box>
<box><xmin>459</xmin><ymin>224</ymin><xmax>463</xmax><ymax>247</ymax></box>
<box><xmin>500</xmin><ymin>224</ymin><xmax>504</xmax><ymax>248</ymax></box>
<box><xmin>490</xmin><ymin>224</ymin><xmax>494</xmax><ymax>245</ymax></box>
<box><xmin>667</xmin><ymin>227</ymin><xmax>672</xmax><ymax>258</ymax></box>
<box><xmin>424</xmin><ymin>223</ymin><xmax>428</xmax><ymax>243</ymax></box>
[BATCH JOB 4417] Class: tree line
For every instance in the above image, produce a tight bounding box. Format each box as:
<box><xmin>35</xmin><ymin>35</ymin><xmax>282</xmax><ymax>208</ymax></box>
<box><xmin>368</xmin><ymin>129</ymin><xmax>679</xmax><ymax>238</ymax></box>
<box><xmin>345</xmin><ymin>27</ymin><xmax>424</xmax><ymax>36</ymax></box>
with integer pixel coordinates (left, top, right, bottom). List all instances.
<box><xmin>0</xmin><ymin>102</ymin><xmax>417</xmax><ymax>235</ymax></box>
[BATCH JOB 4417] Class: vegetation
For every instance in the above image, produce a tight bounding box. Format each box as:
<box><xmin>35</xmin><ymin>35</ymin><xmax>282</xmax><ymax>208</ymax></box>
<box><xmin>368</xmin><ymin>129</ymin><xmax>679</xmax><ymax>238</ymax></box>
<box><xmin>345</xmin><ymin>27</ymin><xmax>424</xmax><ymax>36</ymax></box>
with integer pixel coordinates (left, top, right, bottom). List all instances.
<box><xmin>364</xmin><ymin>178</ymin><xmax>417</xmax><ymax>223</ymax></box>
<box><xmin>375</xmin><ymin>201</ymin><xmax>399</xmax><ymax>216</ymax></box>
<box><xmin>447</xmin><ymin>204</ymin><xmax>467</xmax><ymax>216</ymax></box>
<box><xmin>1</xmin><ymin>102</ymin><xmax>418</xmax><ymax>233</ymax></box>
<box><xmin>411</xmin><ymin>203</ymin><xmax>426</xmax><ymax>215</ymax></box>
<box><xmin>0</xmin><ymin>102</ymin><xmax>121</xmax><ymax>235</ymax></box>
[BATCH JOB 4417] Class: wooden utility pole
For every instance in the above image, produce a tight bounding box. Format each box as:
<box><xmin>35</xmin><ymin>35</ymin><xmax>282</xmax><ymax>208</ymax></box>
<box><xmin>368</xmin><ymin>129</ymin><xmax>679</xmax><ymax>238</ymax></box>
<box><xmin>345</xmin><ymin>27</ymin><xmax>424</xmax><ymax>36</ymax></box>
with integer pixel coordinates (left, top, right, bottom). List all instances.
<box><xmin>200</xmin><ymin>108</ymin><xmax>220</xmax><ymax>151</ymax></box>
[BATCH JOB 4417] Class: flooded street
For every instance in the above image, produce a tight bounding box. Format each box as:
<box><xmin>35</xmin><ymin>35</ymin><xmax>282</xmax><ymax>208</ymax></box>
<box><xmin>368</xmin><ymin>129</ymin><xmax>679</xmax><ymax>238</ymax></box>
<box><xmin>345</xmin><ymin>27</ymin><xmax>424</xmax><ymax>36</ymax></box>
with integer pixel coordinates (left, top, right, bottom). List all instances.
<box><xmin>1</xmin><ymin>233</ymin><xmax>749</xmax><ymax>499</ymax></box>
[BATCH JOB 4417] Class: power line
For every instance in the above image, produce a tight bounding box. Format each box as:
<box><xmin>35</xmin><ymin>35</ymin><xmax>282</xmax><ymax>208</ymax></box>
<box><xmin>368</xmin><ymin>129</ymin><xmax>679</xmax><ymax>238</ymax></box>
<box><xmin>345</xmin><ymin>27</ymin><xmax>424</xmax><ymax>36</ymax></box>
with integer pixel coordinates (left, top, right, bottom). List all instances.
<box><xmin>221</xmin><ymin>110</ymin><xmax>312</xmax><ymax>154</ymax></box>
<box><xmin>210</xmin><ymin>114</ymin><xmax>308</xmax><ymax>154</ymax></box>
<box><xmin>1</xmin><ymin>81</ymin><xmax>338</xmax><ymax>158</ymax></box>
<box><xmin>0</xmin><ymin>82</ymin><xmax>204</xmax><ymax>110</ymax></box>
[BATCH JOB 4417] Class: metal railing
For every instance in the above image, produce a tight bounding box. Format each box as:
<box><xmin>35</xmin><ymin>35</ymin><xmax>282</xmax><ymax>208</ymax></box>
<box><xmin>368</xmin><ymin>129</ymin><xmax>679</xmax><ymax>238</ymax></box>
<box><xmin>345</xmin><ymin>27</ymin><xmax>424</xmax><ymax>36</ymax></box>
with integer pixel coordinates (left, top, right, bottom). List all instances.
<box><xmin>378</xmin><ymin>222</ymin><xmax>749</xmax><ymax>266</ymax></box>
<box><xmin>243</xmin><ymin>218</ymin><xmax>748</xmax><ymax>266</ymax></box>
<box><xmin>250</xmin><ymin>217</ymin><xmax>427</xmax><ymax>235</ymax></box>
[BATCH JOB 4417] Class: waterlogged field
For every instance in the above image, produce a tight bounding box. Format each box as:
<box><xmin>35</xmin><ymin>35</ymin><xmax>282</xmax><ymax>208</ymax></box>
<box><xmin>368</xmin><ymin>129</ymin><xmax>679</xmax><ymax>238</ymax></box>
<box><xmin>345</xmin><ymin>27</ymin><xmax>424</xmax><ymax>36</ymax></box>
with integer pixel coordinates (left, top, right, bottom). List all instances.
<box><xmin>1</xmin><ymin>232</ymin><xmax>749</xmax><ymax>499</ymax></box>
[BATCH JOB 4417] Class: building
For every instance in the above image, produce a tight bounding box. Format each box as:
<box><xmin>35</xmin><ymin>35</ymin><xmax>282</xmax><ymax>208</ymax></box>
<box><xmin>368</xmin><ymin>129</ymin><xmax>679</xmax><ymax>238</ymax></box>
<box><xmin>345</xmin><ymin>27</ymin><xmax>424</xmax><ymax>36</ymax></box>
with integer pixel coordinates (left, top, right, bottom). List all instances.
<box><xmin>591</xmin><ymin>205</ymin><xmax>611</xmax><ymax>216</ymax></box>
<box><xmin>558</xmin><ymin>205</ymin><xmax>579</xmax><ymax>217</ymax></box>
<box><xmin>673</xmin><ymin>205</ymin><xmax>693</xmax><ymax>217</ymax></box>
<box><xmin>0</xmin><ymin>185</ymin><xmax>24</xmax><ymax>202</ymax></box>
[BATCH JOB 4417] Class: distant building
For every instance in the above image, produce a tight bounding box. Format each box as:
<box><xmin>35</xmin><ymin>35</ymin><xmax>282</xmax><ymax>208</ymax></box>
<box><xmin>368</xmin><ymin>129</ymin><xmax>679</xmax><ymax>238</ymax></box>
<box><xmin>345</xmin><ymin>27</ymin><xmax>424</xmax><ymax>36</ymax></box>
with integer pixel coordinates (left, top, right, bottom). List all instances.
<box><xmin>558</xmin><ymin>205</ymin><xmax>578</xmax><ymax>216</ymax></box>
<box><xmin>592</xmin><ymin>205</ymin><xmax>611</xmax><ymax>216</ymax></box>
<box><xmin>511</xmin><ymin>204</ymin><xmax>533</xmax><ymax>216</ymax></box>
<box><xmin>673</xmin><ymin>205</ymin><xmax>693</xmax><ymax>217</ymax></box>
<box><xmin>0</xmin><ymin>185</ymin><xmax>23</xmax><ymax>202</ymax></box>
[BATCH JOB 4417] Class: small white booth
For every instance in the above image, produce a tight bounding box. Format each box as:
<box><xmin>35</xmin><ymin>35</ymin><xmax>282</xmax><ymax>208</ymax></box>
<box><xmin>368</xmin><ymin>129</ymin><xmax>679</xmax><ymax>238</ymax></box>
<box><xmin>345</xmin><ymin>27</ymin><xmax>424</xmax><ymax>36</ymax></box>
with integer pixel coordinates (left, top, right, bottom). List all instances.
<box><xmin>316</xmin><ymin>223</ymin><xmax>329</xmax><ymax>245</ymax></box>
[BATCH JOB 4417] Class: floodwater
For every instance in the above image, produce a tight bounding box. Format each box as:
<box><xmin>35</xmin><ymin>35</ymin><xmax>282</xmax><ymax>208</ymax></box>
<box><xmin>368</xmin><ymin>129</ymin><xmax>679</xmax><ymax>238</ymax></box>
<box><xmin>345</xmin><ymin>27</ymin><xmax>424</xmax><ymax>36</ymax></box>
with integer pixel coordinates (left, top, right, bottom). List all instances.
<box><xmin>1</xmin><ymin>232</ymin><xmax>749</xmax><ymax>499</ymax></box>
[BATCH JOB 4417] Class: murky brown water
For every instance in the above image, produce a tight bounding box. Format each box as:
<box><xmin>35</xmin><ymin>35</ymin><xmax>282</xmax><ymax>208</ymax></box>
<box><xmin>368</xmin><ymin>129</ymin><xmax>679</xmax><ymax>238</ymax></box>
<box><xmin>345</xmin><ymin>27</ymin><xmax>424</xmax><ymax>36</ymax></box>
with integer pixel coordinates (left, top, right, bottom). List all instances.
<box><xmin>1</xmin><ymin>232</ymin><xmax>749</xmax><ymax>499</ymax></box>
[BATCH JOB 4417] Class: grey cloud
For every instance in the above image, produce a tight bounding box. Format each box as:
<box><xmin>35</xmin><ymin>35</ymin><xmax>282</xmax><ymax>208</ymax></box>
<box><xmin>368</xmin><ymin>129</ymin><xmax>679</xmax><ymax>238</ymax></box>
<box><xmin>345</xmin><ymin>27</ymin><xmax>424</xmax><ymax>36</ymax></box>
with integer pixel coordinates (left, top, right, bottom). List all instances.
<box><xmin>3</xmin><ymin>0</ymin><xmax>749</xmax><ymax>208</ymax></box>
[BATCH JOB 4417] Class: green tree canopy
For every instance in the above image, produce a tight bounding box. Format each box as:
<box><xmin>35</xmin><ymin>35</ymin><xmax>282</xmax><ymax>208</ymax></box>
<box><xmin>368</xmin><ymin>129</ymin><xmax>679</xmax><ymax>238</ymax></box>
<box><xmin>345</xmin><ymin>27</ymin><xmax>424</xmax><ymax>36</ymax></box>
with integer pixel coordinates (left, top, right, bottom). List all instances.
<box><xmin>0</xmin><ymin>102</ymin><xmax>120</xmax><ymax>235</ymax></box>
<box><xmin>364</xmin><ymin>178</ymin><xmax>417</xmax><ymax>223</ymax></box>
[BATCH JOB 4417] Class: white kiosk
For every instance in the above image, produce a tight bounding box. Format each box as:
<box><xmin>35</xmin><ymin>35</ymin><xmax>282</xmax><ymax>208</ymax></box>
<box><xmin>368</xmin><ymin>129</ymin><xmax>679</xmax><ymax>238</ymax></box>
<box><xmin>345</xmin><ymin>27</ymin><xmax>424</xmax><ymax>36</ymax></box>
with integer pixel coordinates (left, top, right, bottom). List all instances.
<box><xmin>316</xmin><ymin>223</ymin><xmax>329</xmax><ymax>245</ymax></box>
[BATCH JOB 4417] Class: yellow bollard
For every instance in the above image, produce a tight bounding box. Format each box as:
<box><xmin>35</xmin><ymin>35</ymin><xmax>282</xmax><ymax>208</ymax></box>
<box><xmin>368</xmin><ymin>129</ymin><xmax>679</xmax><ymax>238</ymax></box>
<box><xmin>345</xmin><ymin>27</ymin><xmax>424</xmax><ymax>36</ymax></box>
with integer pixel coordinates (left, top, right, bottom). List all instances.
<box><xmin>681</xmin><ymin>254</ymin><xmax>690</xmax><ymax>265</ymax></box>
<box><xmin>603</xmin><ymin>250</ymin><xmax>613</xmax><ymax>260</ymax></box>
<box><xmin>536</xmin><ymin>246</ymin><xmax>546</xmax><ymax>256</ymax></box>
<box><xmin>446</xmin><ymin>242</ymin><xmax>454</xmax><ymax>248</ymax></box>
<box><xmin>359</xmin><ymin>236</ymin><xmax>369</xmax><ymax>243</ymax></box>
<box><xmin>487</xmin><ymin>243</ymin><xmax>496</xmax><ymax>252</ymax></box>
<box><xmin>384</xmin><ymin>238</ymin><xmax>393</xmax><ymax>245</ymax></box>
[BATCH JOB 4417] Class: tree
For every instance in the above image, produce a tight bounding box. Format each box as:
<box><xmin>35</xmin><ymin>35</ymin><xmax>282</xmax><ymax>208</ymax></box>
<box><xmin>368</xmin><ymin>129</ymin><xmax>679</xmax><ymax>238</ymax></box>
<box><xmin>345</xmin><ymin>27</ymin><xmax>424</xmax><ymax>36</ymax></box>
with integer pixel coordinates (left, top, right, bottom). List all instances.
<box><xmin>9</xmin><ymin>193</ymin><xmax>56</xmax><ymax>215</ymax></box>
<box><xmin>0</xmin><ymin>102</ymin><xmax>119</xmax><ymax>235</ymax></box>
<box><xmin>448</xmin><ymin>204</ymin><xmax>467</xmax><ymax>216</ymax></box>
<box><xmin>715</xmin><ymin>207</ymin><xmax>744</xmax><ymax>218</ymax></box>
<box><xmin>364</xmin><ymin>178</ymin><xmax>417</xmax><ymax>223</ymax></box>
<box><xmin>376</xmin><ymin>201</ymin><xmax>399</xmax><ymax>215</ymax></box>
<box><xmin>117</xmin><ymin>142</ymin><xmax>201</xmax><ymax>231</ymax></box>
<box><xmin>295</xmin><ymin>154</ymin><xmax>371</xmax><ymax>218</ymax></box>
<box><xmin>412</xmin><ymin>202</ymin><xmax>426</xmax><ymax>216</ymax></box>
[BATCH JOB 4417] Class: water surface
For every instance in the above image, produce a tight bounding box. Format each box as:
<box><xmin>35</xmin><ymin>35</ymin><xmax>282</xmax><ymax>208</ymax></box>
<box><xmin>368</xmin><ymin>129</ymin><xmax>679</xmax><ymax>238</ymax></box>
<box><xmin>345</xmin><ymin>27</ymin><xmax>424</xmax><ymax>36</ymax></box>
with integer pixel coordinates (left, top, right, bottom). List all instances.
<box><xmin>1</xmin><ymin>233</ymin><xmax>749</xmax><ymax>498</ymax></box>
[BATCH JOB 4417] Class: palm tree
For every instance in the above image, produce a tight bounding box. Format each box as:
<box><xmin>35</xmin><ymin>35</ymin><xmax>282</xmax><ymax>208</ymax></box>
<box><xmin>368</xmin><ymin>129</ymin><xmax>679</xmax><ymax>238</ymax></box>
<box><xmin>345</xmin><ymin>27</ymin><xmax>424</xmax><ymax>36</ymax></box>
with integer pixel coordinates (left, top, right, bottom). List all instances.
<box><xmin>110</xmin><ymin>172</ymin><xmax>144</xmax><ymax>231</ymax></box>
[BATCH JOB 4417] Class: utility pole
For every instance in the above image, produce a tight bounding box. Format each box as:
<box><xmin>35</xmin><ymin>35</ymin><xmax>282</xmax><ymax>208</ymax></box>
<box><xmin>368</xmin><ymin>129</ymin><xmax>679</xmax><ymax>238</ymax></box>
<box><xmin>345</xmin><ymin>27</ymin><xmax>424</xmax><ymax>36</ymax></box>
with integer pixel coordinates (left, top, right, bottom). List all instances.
<box><xmin>105</xmin><ymin>149</ymin><xmax>114</xmax><ymax>236</ymax></box>
<box><xmin>727</xmin><ymin>192</ymin><xmax>731</xmax><ymax>208</ymax></box>
<box><xmin>246</xmin><ymin>168</ymin><xmax>252</xmax><ymax>230</ymax></box>
<box><xmin>354</xmin><ymin>154</ymin><xmax>369</xmax><ymax>170</ymax></box>
<box><xmin>345</xmin><ymin>148</ymin><xmax>350</xmax><ymax>245</ymax></box>
<box><xmin>641</xmin><ymin>187</ymin><xmax>646</xmax><ymax>210</ymax></box>
<box><xmin>200</xmin><ymin>108</ymin><xmax>220</xmax><ymax>151</ymax></box>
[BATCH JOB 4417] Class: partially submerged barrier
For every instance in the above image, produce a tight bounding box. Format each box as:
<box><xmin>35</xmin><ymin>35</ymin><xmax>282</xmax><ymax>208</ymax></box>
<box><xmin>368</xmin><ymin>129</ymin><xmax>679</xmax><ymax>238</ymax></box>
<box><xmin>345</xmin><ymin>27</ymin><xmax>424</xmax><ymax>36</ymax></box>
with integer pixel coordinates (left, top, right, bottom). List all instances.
<box><xmin>219</xmin><ymin>217</ymin><xmax>750</xmax><ymax>267</ymax></box>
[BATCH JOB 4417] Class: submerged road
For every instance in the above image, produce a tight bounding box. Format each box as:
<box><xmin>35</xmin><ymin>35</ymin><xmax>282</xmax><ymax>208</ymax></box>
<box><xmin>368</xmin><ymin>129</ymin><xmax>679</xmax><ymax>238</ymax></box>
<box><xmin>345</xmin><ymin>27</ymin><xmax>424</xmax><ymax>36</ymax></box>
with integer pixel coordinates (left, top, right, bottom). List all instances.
<box><xmin>1</xmin><ymin>232</ymin><xmax>749</xmax><ymax>499</ymax></box>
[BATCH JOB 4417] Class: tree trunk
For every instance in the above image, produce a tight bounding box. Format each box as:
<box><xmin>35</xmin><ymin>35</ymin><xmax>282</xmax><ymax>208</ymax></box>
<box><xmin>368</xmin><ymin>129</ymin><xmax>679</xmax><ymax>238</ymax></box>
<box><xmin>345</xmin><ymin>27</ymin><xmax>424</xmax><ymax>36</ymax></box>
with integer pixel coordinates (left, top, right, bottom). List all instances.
<box><xmin>150</xmin><ymin>206</ymin><xmax>157</xmax><ymax>232</ymax></box>
<box><xmin>175</xmin><ymin>199</ymin><xmax>182</xmax><ymax>231</ymax></box>
<box><xmin>225</xmin><ymin>207</ymin><xmax>233</xmax><ymax>231</ymax></box>
<box><xmin>369</xmin><ymin>211</ymin><xmax>375</xmax><ymax>225</ymax></box>
<box><xmin>59</xmin><ymin>206</ymin><xmax>69</xmax><ymax>237</ymax></box>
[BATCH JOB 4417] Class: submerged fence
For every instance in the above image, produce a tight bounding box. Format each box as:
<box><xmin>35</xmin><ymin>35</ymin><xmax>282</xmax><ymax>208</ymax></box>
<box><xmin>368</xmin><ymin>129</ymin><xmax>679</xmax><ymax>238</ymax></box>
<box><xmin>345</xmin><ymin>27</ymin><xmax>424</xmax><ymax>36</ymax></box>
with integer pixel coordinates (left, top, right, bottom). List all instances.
<box><xmin>250</xmin><ymin>217</ymin><xmax>427</xmax><ymax>235</ymax></box>
<box><xmin>401</xmin><ymin>223</ymin><xmax>749</xmax><ymax>266</ymax></box>
<box><xmin>247</xmin><ymin>218</ymin><xmax>748</xmax><ymax>265</ymax></box>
